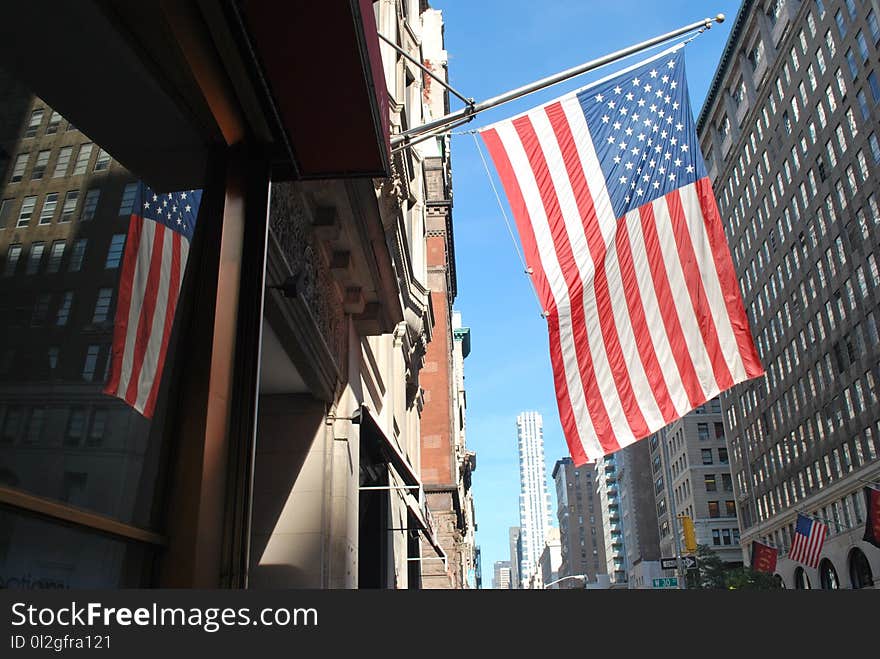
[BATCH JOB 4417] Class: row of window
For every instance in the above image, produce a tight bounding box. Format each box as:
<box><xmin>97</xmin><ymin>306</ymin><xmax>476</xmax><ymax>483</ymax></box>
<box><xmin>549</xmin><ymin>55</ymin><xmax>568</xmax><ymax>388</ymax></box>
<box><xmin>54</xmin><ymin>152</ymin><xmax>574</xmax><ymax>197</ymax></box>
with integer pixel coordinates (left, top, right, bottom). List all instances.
<box><xmin>0</xmin><ymin>404</ymin><xmax>109</xmax><ymax>447</ymax></box>
<box><xmin>0</xmin><ymin>183</ymin><xmax>138</xmax><ymax>229</ymax></box>
<box><xmin>3</xmin><ymin>234</ymin><xmax>125</xmax><ymax>277</ymax></box>
<box><xmin>756</xmin><ymin>485</ymin><xmax>870</xmax><ymax>555</ymax></box>
<box><xmin>707</xmin><ymin>499</ymin><xmax>737</xmax><ymax>518</ymax></box>
<box><xmin>753</xmin><ymin>424</ymin><xmax>880</xmax><ymax>524</ymax></box>
<box><xmin>20</xmin><ymin>287</ymin><xmax>115</xmax><ymax>328</ymax></box>
<box><xmin>20</xmin><ymin>107</ymin><xmax>71</xmax><ymax>139</ymax></box>
<box><xmin>9</xmin><ymin>142</ymin><xmax>112</xmax><ymax>185</ymax></box>
<box><xmin>704</xmin><ymin>472</ymin><xmax>733</xmax><ymax>492</ymax></box>
<box><xmin>711</xmin><ymin>527</ymin><xmax>741</xmax><ymax>546</ymax></box>
<box><xmin>0</xmin><ymin>339</ymin><xmax>112</xmax><ymax>384</ymax></box>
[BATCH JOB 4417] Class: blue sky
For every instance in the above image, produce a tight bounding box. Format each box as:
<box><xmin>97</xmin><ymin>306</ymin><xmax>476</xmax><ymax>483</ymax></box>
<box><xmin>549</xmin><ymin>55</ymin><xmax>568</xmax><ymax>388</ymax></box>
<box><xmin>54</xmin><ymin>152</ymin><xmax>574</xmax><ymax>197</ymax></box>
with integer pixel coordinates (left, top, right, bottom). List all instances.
<box><xmin>435</xmin><ymin>0</ymin><xmax>744</xmax><ymax>583</ymax></box>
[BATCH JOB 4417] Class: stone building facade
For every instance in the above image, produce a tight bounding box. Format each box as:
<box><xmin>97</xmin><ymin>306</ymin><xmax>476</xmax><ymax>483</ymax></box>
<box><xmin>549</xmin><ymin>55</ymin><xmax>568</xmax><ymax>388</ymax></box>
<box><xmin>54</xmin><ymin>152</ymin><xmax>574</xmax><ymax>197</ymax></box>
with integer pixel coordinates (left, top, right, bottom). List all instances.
<box><xmin>697</xmin><ymin>0</ymin><xmax>880</xmax><ymax>588</ymax></box>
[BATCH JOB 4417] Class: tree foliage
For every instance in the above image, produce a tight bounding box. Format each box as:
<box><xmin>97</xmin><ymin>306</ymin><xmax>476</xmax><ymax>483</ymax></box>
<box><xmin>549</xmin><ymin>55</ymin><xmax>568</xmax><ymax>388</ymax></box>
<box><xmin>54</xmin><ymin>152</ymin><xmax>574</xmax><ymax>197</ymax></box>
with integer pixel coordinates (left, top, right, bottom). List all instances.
<box><xmin>684</xmin><ymin>544</ymin><xmax>782</xmax><ymax>590</ymax></box>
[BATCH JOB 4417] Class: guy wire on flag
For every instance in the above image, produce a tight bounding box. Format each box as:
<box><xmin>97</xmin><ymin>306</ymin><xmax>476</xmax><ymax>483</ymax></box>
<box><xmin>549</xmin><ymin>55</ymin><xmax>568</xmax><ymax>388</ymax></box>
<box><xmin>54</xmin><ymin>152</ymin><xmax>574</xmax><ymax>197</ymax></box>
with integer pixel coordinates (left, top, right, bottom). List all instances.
<box><xmin>471</xmin><ymin>132</ymin><xmax>547</xmax><ymax>318</ymax></box>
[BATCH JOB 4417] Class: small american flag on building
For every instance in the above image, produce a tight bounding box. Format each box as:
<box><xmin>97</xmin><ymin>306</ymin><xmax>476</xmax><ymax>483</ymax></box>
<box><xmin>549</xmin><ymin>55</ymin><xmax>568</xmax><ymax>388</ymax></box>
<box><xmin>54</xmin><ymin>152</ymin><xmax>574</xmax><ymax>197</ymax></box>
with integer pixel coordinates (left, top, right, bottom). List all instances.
<box><xmin>104</xmin><ymin>183</ymin><xmax>201</xmax><ymax>418</ymax></box>
<box><xmin>479</xmin><ymin>46</ymin><xmax>763</xmax><ymax>464</ymax></box>
<box><xmin>788</xmin><ymin>513</ymin><xmax>828</xmax><ymax>569</ymax></box>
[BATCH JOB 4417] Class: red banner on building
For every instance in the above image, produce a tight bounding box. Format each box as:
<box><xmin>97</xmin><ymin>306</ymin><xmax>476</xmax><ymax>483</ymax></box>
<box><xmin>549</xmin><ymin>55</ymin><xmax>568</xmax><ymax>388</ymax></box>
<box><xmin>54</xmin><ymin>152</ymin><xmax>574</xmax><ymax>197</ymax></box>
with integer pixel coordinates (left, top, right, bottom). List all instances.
<box><xmin>863</xmin><ymin>486</ymin><xmax>880</xmax><ymax>549</ymax></box>
<box><xmin>750</xmin><ymin>540</ymin><xmax>778</xmax><ymax>574</ymax></box>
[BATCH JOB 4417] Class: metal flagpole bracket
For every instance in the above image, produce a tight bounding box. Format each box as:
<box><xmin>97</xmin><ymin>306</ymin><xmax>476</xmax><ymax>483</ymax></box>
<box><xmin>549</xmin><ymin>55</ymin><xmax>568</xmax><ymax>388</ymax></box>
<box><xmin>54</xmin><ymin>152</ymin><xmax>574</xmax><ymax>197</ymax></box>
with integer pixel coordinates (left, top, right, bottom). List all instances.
<box><xmin>389</xmin><ymin>13</ymin><xmax>726</xmax><ymax>147</ymax></box>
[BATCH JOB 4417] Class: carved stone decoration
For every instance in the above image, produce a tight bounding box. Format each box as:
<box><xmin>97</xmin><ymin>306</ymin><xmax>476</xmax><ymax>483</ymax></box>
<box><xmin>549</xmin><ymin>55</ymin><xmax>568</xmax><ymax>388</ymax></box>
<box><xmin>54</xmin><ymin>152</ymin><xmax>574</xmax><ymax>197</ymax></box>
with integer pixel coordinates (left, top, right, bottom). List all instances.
<box><xmin>269</xmin><ymin>182</ymin><xmax>348</xmax><ymax>382</ymax></box>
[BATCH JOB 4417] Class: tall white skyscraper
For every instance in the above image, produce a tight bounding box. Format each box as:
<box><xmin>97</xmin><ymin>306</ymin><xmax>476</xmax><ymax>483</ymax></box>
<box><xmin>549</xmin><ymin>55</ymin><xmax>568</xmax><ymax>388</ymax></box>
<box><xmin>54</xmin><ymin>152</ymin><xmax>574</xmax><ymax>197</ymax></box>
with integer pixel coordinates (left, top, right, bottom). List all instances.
<box><xmin>516</xmin><ymin>411</ymin><xmax>553</xmax><ymax>585</ymax></box>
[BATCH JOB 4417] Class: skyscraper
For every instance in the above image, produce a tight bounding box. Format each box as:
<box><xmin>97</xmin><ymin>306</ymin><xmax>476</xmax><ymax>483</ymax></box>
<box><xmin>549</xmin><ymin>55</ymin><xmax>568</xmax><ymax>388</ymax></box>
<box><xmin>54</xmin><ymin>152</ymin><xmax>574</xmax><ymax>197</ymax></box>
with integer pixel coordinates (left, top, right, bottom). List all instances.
<box><xmin>650</xmin><ymin>399</ymin><xmax>743</xmax><ymax>569</ymax></box>
<box><xmin>697</xmin><ymin>0</ymin><xmax>880</xmax><ymax>588</ymax></box>
<box><xmin>508</xmin><ymin>526</ymin><xmax>522</xmax><ymax>589</ymax></box>
<box><xmin>516</xmin><ymin>411</ymin><xmax>554</xmax><ymax>585</ymax></box>
<box><xmin>552</xmin><ymin>457</ymin><xmax>606</xmax><ymax>585</ymax></box>
<box><xmin>492</xmin><ymin>561</ymin><xmax>511</xmax><ymax>590</ymax></box>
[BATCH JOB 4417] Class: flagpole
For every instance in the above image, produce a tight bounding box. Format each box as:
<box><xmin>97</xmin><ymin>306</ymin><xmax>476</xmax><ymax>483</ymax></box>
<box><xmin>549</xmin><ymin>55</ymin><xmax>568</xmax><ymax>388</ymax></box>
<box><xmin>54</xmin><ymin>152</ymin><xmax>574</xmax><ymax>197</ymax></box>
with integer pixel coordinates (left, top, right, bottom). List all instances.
<box><xmin>390</xmin><ymin>14</ymin><xmax>726</xmax><ymax>147</ymax></box>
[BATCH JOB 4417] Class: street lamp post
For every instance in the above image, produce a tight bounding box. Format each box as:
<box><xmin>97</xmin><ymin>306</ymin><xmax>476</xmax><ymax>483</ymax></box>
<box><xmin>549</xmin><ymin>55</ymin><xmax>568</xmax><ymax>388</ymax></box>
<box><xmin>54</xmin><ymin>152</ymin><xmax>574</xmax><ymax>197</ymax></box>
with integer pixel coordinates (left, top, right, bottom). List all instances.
<box><xmin>543</xmin><ymin>574</ymin><xmax>588</xmax><ymax>589</ymax></box>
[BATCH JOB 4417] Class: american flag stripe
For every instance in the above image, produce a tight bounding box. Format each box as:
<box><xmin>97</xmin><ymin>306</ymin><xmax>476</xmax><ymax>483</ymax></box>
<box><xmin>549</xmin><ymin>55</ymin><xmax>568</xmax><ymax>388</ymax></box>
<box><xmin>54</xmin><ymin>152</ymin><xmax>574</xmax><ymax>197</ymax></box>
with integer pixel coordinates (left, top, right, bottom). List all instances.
<box><xmin>622</xmin><ymin>207</ymin><xmax>691</xmax><ymax>418</ymax></box>
<box><xmin>695</xmin><ymin>178</ymin><xmax>765</xmax><ymax>378</ymax></box>
<box><xmin>142</xmin><ymin>237</ymin><xmax>184</xmax><ymax>418</ymax></box>
<box><xmin>115</xmin><ymin>218</ymin><xmax>156</xmax><ymax>400</ymax></box>
<box><xmin>105</xmin><ymin>215</ymin><xmax>143</xmax><ymax>398</ymax></box>
<box><xmin>635</xmin><ymin>202</ymin><xmax>706</xmax><ymax>407</ymax></box>
<box><xmin>545</xmin><ymin>100</ymin><xmax>666</xmax><ymax>437</ymax></box>
<box><xmin>613</xmin><ymin>211</ymin><xmax>679</xmax><ymax>423</ymax></box>
<box><xmin>512</xmin><ymin>115</ymin><xmax>639</xmax><ymax>448</ymax></box>
<box><xmin>479</xmin><ymin>47</ymin><xmax>763</xmax><ymax>462</ymax></box>
<box><xmin>531</xmin><ymin>104</ymin><xmax>665</xmax><ymax>439</ymax></box>
<box><xmin>132</xmin><ymin>226</ymin><xmax>175</xmax><ymax>413</ymax></box>
<box><xmin>123</xmin><ymin>221</ymin><xmax>166</xmax><ymax>405</ymax></box>
<box><xmin>481</xmin><ymin>126</ymin><xmax>605</xmax><ymax>461</ymax></box>
<box><xmin>674</xmin><ymin>186</ymin><xmax>749</xmax><ymax>385</ymax></box>
<box><xmin>493</xmin><ymin>120</ymin><xmax>626</xmax><ymax>455</ymax></box>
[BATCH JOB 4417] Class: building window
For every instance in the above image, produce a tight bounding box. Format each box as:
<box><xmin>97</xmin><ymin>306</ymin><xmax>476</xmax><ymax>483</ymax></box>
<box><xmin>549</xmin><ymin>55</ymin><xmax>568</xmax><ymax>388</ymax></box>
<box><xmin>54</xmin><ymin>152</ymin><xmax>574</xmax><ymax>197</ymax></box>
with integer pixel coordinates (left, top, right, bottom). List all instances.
<box><xmin>2</xmin><ymin>407</ymin><xmax>22</xmax><ymax>443</ymax></box>
<box><xmin>82</xmin><ymin>345</ymin><xmax>100</xmax><ymax>382</ymax></box>
<box><xmin>72</xmin><ymin>143</ymin><xmax>93</xmax><ymax>175</ymax></box>
<box><xmin>24</xmin><ymin>408</ymin><xmax>46</xmax><ymax>443</ymax></box>
<box><xmin>819</xmin><ymin>559</ymin><xmax>840</xmax><ymax>590</ymax></box>
<box><xmin>17</xmin><ymin>196</ymin><xmax>36</xmax><ymax>227</ymax></box>
<box><xmin>25</xmin><ymin>109</ymin><xmax>44</xmax><ymax>137</ymax></box>
<box><xmin>47</xmin><ymin>240</ymin><xmax>65</xmax><ymax>274</ymax></box>
<box><xmin>53</xmin><ymin>146</ymin><xmax>73</xmax><ymax>178</ymax></box>
<box><xmin>719</xmin><ymin>448</ymin><xmax>729</xmax><ymax>464</ymax></box>
<box><xmin>92</xmin><ymin>288</ymin><xmax>113</xmax><ymax>323</ymax></box>
<box><xmin>705</xmin><ymin>474</ymin><xmax>717</xmax><ymax>492</ymax></box>
<box><xmin>869</xmin><ymin>10</ymin><xmax>880</xmax><ymax>44</ymax></box>
<box><xmin>712</xmin><ymin>529</ymin><xmax>721</xmax><ymax>545</ymax></box>
<box><xmin>0</xmin><ymin>198</ymin><xmax>14</xmax><ymax>229</ymax></box>
<box><xmin>81</xmin><ymin>188</ymin><xmax>100</xmax><ymax>221</ymax></box>
<box><xmin>846</xmin><ymin>48</ymin><xmax>858</xmax><ymax>80</ymax></box>
<box><xmin>835</xmin><ymin>9</ymin><xmax>846</xmax><ymax>38</ymax></box>
<box><xmin>31</xmin><ymin>293</ymin><xmax>50</xmax><ymax>326</ymax></box>
<box><xmin>708</xmin><ymin>501</ymin><xmax>720</xmax><ymax>518</ymax></box>
<box><xmin>87</xmin><ymin>410</ymin><xmax>108</xmax><ymax>446</ymax></box>
<box><xmin>44</xmin><ymin>110</ymin><xmax>63</xmax><ymax>134</ymax></box>
<box><xmin>31</xmin><ymin>150</ymin><xmax>50</xmax><ymax>180</ymax></box>
<box><xmin>26</xmin><ymin>242</ymin><xmax>45</xmax><ymax>275</ymax></box>
<box><xmin>65</xmin><ymin>409</ymin><xmax>86</xmax><ymax>446</ymax></box>
<box><xmin>748</xmin><ymin>41</ymin><xmax>764</xmax><ymax>71</ymax></box>
<box><xmin>68</xmin><ymin>239</ymin><xmax>86</xmax><ymax>272</ymax></box>
<box><xmin>105</xmin><ymin>234</ymin><xmax>126</xmax><ymax>269</ymax></box>
<box><xmin>868</xmin><ymin>71</ymin><xmax>880</xmax><ymax>103</ymax></box>
<box><xmin>119</xmin><ymin>183</ymin><xmax>138</xmax><ymax>216</ymax></box>
<box><xmin>702</xmin><ymin>449</ymin><xmax>713</xmax><ymax>465</ymax></box>
<box><xmin>94</xmin><ymin>149</ymin><xmax>111</xmax><ymax>172</ymax></box>
<box><xmin>722</xmin><ymin>473</ymin><xmax>733</xmax><ymax>492</ymax></box>
<box><xmin>60</xmin><ymin>190</ymin><xmax>79</xmax><ymax>222</ymax></box>
<box><xmin>725</xmin><ymin>500</ymin><xmax>736</xmax><ymax>516</ymax></box>
<box><xmin>38</xmin><ymin>192</ymin><xmax>58</xmax><ymax>225</ymax></box>
<box><xmin>697</xmin><ymin>422</ymin><xmax>709</xmax><ymax>441</ymax></box>
<box><xmin>56</xmin><ymin>291</ymin><xmax>73</xmax><ymax>326</ymax></box>
<box><xmin>4</xmin><ymin>244</ymin><xmax>22</xmax><ymax>277</ymax></box>
<box><xmin>714</xmin><ymin>422</ymin><xmax>724</xmax><ymax>440</ymax></box>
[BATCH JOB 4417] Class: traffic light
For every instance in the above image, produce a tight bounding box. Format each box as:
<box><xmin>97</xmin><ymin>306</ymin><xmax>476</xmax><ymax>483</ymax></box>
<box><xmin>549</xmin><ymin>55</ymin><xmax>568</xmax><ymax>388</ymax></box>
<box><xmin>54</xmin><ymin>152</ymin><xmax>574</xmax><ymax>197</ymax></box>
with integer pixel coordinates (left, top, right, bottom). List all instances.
<box><xmin>680</xmin><ymin>515</ymin><xmax>696</xmax><ymax>553</ymax></box>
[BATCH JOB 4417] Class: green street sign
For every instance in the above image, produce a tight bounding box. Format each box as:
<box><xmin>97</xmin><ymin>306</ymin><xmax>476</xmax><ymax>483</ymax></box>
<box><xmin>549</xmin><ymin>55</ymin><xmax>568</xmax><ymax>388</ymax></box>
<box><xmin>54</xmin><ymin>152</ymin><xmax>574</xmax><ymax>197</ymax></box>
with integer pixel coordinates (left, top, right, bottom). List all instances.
<box><xmin>652</xmin><ymin>577</ymin><xmax>678</xmax><ymax>588</ymax></box>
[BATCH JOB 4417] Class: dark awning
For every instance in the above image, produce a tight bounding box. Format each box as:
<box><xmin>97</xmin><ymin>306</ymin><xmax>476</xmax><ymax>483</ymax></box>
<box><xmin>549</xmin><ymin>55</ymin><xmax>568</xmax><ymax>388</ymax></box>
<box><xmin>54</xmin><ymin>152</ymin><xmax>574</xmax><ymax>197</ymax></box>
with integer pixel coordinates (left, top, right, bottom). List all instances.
<box><xmin>0</xmin><ymin>0</ymin><xmax>390</xmax><ymax>189</ymax></box>
<box><xmin>358</xmin><ymin>404</ymin><xmax>446</xmax><ymax>561</ymax></box>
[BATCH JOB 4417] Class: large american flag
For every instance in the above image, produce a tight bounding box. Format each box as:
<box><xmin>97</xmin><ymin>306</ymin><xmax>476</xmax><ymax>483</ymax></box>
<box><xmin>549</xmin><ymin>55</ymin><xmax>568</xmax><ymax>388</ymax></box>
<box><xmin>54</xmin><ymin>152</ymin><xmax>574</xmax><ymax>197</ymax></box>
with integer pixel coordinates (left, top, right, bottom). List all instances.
<box><xmin>479</xmin><ymin>47</ymin><xmax>763</xmax><ymax>464</ymax></box>
<box><xmin>104</xmin><ymin>184</ymin><xmax>201</xmax><ymax>418</ymax></box>
<box><xmin>788</xmin><ymin>513</ymin><xmax>827</xmax><ymax>569</ymax></box>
